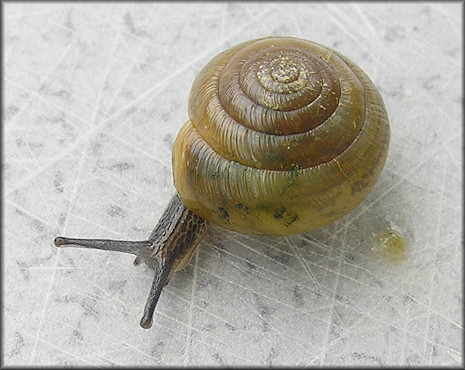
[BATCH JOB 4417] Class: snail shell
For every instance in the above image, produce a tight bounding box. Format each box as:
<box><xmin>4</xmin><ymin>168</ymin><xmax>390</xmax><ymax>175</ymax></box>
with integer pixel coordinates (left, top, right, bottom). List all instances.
<box><xmin>173</xmin><ymin>36</ymin><xmax>390</xmax><ymax>235</ymax></box>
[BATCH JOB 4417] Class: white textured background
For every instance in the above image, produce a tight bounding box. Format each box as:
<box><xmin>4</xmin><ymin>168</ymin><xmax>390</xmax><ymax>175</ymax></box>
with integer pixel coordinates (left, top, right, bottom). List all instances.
<box><xmin>3</xmin><ymin>2</ymin><xmax>463</xmax><ymax>366</ymax></box>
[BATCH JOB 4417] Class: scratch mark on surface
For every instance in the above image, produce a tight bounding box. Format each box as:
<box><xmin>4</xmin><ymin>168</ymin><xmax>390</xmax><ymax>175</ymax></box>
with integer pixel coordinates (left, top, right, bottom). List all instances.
<box><xmin>154</xmin><ymin>310</ymin><xmax>255</xmax><ymax>365</ymax></box>
<box><xmin>183</xmin><ymin>247</ymin><xmax>199</xmax><ymax>364</ymax></box>
<box><xmin>287</xmin><ymin>4</ymin><xmax>303</xmax><ymax>37</ymax></box>
<box><xmin>23</xmin><ymin>331</ymin><xmax>93</xmax><ymax>365</ymax></box>
<box><xmin>322</xmin><ymin>3</ymin><xmax>391</xmax><ymax>70</ymax></box>
<box><xmin>29</xmin><ymin>253</ymin><xmax>60</xmax><ymax>364</ymax></box>
<box><xmin>319</xmin><ymin>225</ymin><xmax>347</xmax><ymax>364</ymax></box>
<box><xmin>106</xmin><ymin>130</ymin><xmax>167</xmax><ymax>168</ymax></box>
<box><xmin>284</xmin><ymin>236</ymin><xmax>323</xmax><ymax>290</ymax></box>
<box><xmin>424</xmin><ymin>166</ymin><xmax>446</xmax><ymax>363</ymax></box>
<box><xmin>345</xmin><ymin>146</ymin><xmax>447</xmax><ymax>225</ymax></box>
<box><xmin>195</xmin><ymin>265</ymin><xmax>329</xmax><ymax>325</ymax></box>
<box><xmin>6</xmin><ymin>199</ymin><xmax>58</xmax><ymax>231</ymax></box>
<box><xmin>159</xmin><ymin>285</ymin><xmax>240</xmax><ymax>331</ymax></box>
<box><xmin>5</xmin><ymin>43</ymin><xmax>74</xmax><ymax>127</ymax></box>
<box><xmin>238</xmin><ymin>295</ymin><xmax>321</xmax><ymax>361</ymax></box>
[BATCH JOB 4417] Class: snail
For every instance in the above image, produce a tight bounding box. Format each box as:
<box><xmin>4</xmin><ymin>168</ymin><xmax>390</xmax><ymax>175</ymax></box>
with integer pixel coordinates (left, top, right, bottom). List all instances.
<box><xmin>54</xmin><ymin>36</ymin><xmax>390</xmax><ymax>329</ymax></box>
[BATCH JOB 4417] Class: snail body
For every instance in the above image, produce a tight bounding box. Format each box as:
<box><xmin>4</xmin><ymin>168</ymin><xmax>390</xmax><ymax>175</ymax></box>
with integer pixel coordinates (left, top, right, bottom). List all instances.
<box><xmin>54</xmin><ymin>37</ymin><xmax>390</xmax><ymax>328</ymax></box>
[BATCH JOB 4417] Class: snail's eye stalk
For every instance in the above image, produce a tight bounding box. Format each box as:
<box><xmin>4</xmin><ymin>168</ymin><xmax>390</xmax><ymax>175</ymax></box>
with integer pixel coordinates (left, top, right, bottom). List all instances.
<box><xmin>54</xmin><ymin>236</ymin><xmax>153</xmax><ymax>256</ymax></box>
<box><xmin>139</xmin><ymin>258</ymin><xmax>174</xmax><ymax>329</ymax></box>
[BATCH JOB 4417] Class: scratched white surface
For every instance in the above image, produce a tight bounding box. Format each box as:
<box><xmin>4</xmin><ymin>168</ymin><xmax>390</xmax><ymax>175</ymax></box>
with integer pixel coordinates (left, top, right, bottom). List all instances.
<box><xmin>3</xmin><ymin>2</ymin><xmax>463</xmax><ymax>366</ymax></box>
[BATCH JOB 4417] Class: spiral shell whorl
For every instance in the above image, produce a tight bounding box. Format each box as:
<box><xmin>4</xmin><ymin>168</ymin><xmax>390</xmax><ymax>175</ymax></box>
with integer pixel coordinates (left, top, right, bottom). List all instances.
<box><xmin>220</xmin><ymin>41</ymin><xmax>340</xmax><ymax>135</ymax></box>
<box><xmin>173</xmin><ymin>37</ymin><xmax>390</xmax><ymax>235</ymax></box>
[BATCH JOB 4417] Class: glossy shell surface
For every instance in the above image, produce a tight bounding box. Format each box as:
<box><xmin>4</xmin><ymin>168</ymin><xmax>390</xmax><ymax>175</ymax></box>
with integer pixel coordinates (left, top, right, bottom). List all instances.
<box><xmin>172</xmin><ymin>37</ymin><xmax>390</xmax><ymax>235</ymax></box>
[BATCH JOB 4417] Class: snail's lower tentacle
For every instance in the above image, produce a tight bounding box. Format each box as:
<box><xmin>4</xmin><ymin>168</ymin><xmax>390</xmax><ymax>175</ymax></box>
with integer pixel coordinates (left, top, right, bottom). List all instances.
<box><xmin>54</xmin><ymin>236</ymin><xmax>153</xmax><ymax>256</ymax></box>
<box><xmin>133</xmin><ymin>255</ymin><xmax>143</xmax><ymax>266</ymax></box>
<box><xmin>139</xmin><ymin>257</ymin><xmax>174</xmax><ymax>329</ymax></box>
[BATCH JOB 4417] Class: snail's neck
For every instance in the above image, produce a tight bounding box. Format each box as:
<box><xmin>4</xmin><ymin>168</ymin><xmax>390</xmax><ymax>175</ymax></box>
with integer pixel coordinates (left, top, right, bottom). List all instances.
<box><xmin>146</xmin><ymin>194</ymin><xmax>210</xmax><ymax>271</ymax></box>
